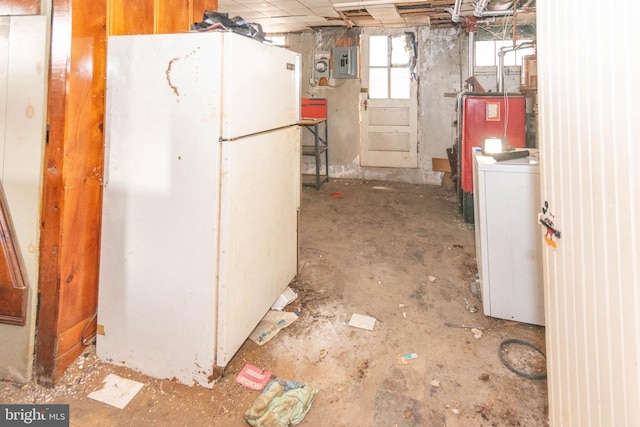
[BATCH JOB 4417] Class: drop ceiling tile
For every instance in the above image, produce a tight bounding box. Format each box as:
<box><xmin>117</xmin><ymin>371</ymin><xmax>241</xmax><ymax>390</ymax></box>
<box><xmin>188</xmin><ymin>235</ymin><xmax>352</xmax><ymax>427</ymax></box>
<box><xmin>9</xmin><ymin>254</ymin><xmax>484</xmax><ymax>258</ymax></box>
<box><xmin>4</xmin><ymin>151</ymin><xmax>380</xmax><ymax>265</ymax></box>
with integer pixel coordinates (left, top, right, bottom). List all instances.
<box><xmin>234</xmin><ymin>9</ymin><xmax>270</xmax><ymax>18</ymax></box>
<box><xmin>310</xmin><ymin>6</ymin><xmax>340</xmax><ymax>17</ymax></box>
<box><xmin>214</xmin><ymin>0</ymin><xmax>471</xmax><ymax>31</ymax></box>
<box><xmin>246</xmin><ymin>3</ymin><xmax>285</xmax><ymax>13</ymax></box>
<box><xmin>270</xmin><ymin>0</ymin><xmax>307</xmax><ymax>9</ymax></box>
<box><xmin>282</xmin><ymin>7</ymin><xmax>315</xmax><ymax>15</ymax></box>
<box><xmin>274</xmin><ymin>15</ymin><xmax>315</xmax><ymax>22</ymax></box>
<box><xmin>299</xmin><ymin>0</ymin><xmax>335</xmax><ymax>8</ymax></box>
<box><xmin>217</xmin><ymin>4</ymin><xmax>255</xmax><ymax>13</ymax></box>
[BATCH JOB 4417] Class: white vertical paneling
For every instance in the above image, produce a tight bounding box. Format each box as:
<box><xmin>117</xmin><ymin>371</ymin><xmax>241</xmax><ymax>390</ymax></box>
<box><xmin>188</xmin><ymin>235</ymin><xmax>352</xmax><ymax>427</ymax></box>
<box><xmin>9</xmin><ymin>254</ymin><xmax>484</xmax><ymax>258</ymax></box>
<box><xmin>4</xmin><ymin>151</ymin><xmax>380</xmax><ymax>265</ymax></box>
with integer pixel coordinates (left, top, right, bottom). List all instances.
<box><xmin>538</xmin><ymin>1</ymin><xmax>640</xmax><ymax>426</ymax></box>
<box><xmin>0</xmin><ymin>16</ymin><xmax>47</xmax><ymax>383</ymax></box>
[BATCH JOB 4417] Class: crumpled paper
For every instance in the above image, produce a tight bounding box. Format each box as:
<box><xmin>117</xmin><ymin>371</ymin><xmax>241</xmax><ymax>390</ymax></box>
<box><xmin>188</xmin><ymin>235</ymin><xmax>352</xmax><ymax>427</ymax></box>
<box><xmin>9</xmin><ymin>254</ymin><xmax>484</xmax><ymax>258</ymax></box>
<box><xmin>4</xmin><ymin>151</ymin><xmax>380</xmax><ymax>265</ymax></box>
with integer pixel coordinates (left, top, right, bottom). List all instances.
<box><xmin>244</xmin><ymin>379</ymin><xmax>318</xmax><ymax>426</ymax></box>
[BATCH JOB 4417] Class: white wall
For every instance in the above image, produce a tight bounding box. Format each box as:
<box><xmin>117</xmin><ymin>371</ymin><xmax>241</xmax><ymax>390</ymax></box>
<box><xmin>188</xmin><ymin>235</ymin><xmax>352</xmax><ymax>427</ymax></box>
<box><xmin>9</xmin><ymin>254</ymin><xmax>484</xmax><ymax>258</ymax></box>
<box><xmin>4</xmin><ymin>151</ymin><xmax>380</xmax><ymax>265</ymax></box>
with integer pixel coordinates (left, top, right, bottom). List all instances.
<box><xmin>0</xmin><ymin>15</ymin><xmax>48</xmax><ymax>383</ymax></box>
<box><xmin>538</xmin><ymin>0</ymin><xmax>640</xmax><ymax>425</ymax></box>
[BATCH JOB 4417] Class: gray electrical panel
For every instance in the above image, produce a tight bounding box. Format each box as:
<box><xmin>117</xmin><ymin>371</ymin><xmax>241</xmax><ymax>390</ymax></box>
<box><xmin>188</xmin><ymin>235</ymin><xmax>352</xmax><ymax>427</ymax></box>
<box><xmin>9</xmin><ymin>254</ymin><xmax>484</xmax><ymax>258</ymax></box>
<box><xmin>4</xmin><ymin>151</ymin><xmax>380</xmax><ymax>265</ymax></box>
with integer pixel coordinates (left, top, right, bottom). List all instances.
<box><xmin>332</xmin><ymin>47</ymin><xmax>358</xmax><ymax>79</ymax></box>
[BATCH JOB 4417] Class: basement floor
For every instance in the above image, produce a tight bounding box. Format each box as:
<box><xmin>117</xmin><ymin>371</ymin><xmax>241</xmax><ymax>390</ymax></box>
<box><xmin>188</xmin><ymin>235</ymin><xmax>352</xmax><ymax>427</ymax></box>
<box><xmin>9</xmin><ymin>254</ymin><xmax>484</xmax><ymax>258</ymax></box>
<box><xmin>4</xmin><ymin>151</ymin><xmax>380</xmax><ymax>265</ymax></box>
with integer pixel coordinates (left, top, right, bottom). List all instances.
<box><xmin>1</xmin><ymin>178</ymin><xmax>548</xmax><ymax>427</ymax></box>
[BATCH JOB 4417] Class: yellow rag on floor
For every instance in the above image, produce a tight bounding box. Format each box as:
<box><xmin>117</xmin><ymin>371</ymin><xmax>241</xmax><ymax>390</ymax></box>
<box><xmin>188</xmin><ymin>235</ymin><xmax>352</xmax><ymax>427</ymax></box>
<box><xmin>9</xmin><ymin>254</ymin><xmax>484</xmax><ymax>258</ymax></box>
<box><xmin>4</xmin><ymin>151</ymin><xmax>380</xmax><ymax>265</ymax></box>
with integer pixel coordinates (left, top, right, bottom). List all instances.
<box><xmin>244</xmin><ymin>380</ymin><xmax>318</xmax><ymax>427</ymax></box>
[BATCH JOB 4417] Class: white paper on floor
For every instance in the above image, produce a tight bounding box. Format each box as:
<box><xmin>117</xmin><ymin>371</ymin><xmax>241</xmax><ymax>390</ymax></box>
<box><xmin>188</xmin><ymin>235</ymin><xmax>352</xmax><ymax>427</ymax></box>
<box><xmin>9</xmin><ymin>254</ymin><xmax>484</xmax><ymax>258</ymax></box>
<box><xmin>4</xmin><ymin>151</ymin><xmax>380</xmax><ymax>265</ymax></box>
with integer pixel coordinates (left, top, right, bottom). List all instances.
<box><xmin>88</xmin><ymin>374</ymin><xmax>144</xmax><ymax>409</ymax></box>
<box><xmin>348</xmin><ymin>313</ymin><xmax>376</xmax><ymax>330</ymax></box>
<box><xmin>271</xmin><ymin>286</ymin><xmax>298</xmax><ymax>310</ymax></box>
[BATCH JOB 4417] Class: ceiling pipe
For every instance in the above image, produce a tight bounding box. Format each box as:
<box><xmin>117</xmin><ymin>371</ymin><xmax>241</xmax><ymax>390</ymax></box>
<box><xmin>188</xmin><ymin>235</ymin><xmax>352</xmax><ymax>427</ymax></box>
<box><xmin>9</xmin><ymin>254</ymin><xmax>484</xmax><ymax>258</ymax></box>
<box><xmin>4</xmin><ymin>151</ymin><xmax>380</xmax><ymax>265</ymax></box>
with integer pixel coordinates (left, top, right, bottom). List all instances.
<box><xmin>468</xmin><ymin>30</ymin><xmax>476</xmax><ymax>90</ymax></box>
<box><xmin>451</xmin><ymin>1</ymin><xmax>534</xmax><ymax>23</ymax></box>
<box><xmin>473</xmin><ymin>0</ymin><xmax>535</xmax><ymax>18</ymax></box>
<box><xmin>497</xmin><ymin>41</ymin><xmax>535</xmax><ymax>92</ymax></box>
<box><xmin>477</xmin><ymin>8</ymin><xmax>530</xmax><ymax>17</ymax></box>
<box><xmin>474</xmin><ymin>0</ymin><xmax>490</xmax><ymax>17</ymax></box>
<box><xmin>483</xmin><ymin>0</ymin><xmax>516</xmax><ymax>12</ymax></box>
<box><xmin>449</xmin><ymin>0</ymin><xmax>463</xmax><ymax>23</ymax></box>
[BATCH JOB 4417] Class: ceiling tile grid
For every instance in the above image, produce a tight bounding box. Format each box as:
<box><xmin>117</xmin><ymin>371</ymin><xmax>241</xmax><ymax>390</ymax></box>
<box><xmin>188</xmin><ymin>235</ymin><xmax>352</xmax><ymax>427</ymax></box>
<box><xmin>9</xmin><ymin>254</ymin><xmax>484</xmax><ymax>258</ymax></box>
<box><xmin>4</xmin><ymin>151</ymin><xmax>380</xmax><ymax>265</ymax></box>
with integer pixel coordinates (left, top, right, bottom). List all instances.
<box><xmin>213</xmin><ymin>0</ymin><xmax>534</xmax><ymax>33</ymax></box>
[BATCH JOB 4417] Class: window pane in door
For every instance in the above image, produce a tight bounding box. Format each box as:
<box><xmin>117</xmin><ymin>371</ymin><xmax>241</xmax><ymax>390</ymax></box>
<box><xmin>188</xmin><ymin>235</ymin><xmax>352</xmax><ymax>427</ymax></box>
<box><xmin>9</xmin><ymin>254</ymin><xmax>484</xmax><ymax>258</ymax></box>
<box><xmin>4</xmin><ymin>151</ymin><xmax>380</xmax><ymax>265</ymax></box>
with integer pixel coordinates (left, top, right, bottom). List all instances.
<box><xmin>390</xmin><ymin>68</ymin><xmax>410</xmax><ymax>99</ymax></box>
<box><xmin>369</xmin><ymin>36</ymin><xmax>388</xmax><ymax>67</ymax></box>
<box><xmin>369</xmin><ymin>68</ymin><xmax>388</xmax><ymax>99</ymax></box>
<box><xmin>391</xmin><ymin>35</ymin><xmax>410</xmax><ymax>66</ymax></box>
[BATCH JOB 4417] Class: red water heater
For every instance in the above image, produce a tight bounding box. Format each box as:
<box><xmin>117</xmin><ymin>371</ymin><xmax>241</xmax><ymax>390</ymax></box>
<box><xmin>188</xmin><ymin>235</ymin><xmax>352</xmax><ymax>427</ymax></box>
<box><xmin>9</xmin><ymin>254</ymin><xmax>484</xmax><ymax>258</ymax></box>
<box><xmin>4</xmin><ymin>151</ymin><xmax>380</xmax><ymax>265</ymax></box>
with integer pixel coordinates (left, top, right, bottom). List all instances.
<box><xmin>460</xmin><ymin>94</ymin><xmax>526</xmax><ymax>223</ymax></box>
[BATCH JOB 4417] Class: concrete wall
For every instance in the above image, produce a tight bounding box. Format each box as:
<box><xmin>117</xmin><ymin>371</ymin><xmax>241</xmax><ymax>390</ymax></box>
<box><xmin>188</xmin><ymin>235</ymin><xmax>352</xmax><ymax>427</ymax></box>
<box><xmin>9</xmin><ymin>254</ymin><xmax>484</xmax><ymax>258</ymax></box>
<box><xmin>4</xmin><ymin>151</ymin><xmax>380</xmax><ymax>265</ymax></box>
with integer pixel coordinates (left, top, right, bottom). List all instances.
<box><xmin>474</xmin><ymin>67</ymin><xmax>523</xmax><ymax>94</ymax></box>
<box><xmin>287</xmin><ymin>26</ymin><xmax>467</xmax><ymax>185</ymax></box>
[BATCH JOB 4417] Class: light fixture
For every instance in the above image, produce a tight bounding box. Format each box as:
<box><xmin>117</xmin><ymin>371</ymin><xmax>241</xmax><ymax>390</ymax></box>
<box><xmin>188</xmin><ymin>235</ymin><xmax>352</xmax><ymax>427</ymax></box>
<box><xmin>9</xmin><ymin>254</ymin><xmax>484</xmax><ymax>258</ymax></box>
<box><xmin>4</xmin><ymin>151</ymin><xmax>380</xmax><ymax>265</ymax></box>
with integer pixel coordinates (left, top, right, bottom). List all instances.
<box><xmin>481</xmin><ymin>137</ymin><xmax>506</xmax><ymax>155</ymax></box>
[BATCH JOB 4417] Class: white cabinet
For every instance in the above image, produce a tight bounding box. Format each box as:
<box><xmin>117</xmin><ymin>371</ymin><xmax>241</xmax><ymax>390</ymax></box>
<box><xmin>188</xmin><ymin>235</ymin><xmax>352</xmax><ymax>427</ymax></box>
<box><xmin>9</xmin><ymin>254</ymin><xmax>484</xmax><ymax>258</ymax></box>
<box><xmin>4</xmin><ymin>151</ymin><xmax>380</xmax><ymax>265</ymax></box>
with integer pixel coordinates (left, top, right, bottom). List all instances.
<box><xmin>472</xmin><ymin>149</ymin><xmax>544</xmax><ymax>326</ymax></box>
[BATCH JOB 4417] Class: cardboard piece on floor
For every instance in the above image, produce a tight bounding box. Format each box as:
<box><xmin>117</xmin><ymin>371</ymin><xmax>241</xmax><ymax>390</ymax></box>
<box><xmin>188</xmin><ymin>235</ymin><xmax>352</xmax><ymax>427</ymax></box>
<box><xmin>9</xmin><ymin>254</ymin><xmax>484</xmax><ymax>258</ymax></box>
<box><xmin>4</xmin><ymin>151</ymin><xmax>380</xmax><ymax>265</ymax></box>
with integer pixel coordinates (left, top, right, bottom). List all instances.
<box><xmin>88</xmin><ymin>374</ymin><xmax>144</xmax><ymax>409</ymax></box>
<box><xmin>236</xmin><ymin>363</ymin><xmax>273</xmax><ymax>390</ymax></box>
<box><xmin>348</xmin><ymin>313</ymin><xmax>376</xmax><ymax>330</ymax></box>
<box><xmin>249</xmin><ymin>310</ymin><xmax>299</xmax><ymax>346</ymax></box>
<box><xmin>432</xmin><ymin>158</ymin><xmax>452</xmax><ymax>173</ymax></box>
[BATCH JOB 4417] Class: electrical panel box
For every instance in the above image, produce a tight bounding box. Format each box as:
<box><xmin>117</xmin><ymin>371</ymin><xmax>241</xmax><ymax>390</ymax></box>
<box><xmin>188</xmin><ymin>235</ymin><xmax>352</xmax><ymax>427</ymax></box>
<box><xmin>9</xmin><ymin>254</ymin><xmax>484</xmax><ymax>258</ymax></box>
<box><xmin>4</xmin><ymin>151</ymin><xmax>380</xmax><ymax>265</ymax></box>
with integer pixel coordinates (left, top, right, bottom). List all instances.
<box><xmin>332</xmin><ymin>47</ymin><xmax>358</xmax><ymax>79</ymax></box>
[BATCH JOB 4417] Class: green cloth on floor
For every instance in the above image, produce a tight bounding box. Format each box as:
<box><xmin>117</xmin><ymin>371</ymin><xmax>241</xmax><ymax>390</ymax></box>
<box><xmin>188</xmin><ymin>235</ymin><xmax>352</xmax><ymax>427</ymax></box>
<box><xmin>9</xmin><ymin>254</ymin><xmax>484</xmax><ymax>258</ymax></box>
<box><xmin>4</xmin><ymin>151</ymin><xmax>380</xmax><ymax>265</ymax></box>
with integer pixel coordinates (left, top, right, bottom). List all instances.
<box><xmin>244</xmin><ymin>379</ymin><xmax>318</xmax><ymax>427</ymax></box>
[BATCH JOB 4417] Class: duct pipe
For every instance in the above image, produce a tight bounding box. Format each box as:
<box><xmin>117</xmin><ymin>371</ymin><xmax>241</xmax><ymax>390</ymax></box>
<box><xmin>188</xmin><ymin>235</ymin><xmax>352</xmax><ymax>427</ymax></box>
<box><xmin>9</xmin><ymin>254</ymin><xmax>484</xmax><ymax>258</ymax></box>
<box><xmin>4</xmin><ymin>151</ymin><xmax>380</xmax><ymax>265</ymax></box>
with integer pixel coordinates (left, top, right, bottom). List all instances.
<box><xmin>449</xmin><ymin>0</ymin><xmax>463</xmax><ymax>23</ymax></box>
<box><xmin>474</xmin><ymin>0</ymin><xmax>490</xmax><ymax>17</ymax></box>
<box><xmin>468</xmin><ymin>31</ymin><xmax>475</xmax><ymax>91</ymax></box>
<box><xmin>477</xmin><ymin>8</ymin><xmax>532</xmax><ymax>17</ymax></box>
<box><xmin>497</xmin><ymin>41</ymin><xmax>534</xmax><ymax>92</ymax></box>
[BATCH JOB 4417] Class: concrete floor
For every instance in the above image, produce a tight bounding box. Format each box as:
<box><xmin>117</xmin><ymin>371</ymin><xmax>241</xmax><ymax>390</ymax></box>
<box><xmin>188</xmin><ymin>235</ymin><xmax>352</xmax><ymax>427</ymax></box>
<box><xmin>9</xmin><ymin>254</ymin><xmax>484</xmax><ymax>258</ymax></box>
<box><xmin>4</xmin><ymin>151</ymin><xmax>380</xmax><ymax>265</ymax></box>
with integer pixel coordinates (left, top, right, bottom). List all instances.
<box><xmin>1</xmin><ymin>179</ymin><xmax>548</xmax><ymax>426</ymax></box>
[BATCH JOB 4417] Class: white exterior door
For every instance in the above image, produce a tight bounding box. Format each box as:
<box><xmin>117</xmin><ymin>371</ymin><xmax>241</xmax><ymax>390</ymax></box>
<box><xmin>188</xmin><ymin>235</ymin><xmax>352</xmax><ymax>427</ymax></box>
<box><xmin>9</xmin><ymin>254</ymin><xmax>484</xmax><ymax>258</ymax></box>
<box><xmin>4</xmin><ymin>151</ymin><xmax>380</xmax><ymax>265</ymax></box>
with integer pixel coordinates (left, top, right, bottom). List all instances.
<box><xmin>360</xmin><ymin>30</ymin><xmax>418</xmax><ymax>168</ymax></box>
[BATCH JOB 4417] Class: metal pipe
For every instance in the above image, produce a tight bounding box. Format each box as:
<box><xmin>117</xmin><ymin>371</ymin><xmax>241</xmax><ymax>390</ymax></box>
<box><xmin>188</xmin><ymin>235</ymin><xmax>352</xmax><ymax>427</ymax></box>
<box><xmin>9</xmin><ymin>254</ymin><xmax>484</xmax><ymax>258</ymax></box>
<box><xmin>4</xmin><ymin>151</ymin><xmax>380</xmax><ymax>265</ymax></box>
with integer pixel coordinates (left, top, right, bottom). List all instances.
<box><xmin>474</xmin><ymin>0</ymin><xmax>490</xmax><ymax>17</ymax></box>
<box><xmin>484</xmin><ymin>0</ymin><xmax>516</xmax><ymax>11</ymax></box>
<box><xmin>468</xmin><ymin>31</ymin><xmax>475</xmax><ymax>91</ymax></box>
<box><xmin>497</xmin><ymin>41</ymin><xmax>535</xmax><ymax>92</ymax></box>
<box><xmin>477</xmin><ymin>8</ymin><xmax>531</xmax><ymax>17</ymax></box>
<box><xmin>449</xmin><ymin>0</ymin><xmax>463</xmax><ymax>23</ymax></box>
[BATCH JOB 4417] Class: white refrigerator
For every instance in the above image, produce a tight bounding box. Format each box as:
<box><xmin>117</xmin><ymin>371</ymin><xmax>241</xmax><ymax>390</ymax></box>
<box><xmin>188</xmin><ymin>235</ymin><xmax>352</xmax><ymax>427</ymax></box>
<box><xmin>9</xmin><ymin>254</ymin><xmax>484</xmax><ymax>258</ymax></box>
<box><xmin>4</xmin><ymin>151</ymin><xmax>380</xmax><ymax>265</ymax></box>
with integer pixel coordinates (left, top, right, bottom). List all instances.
<box><xmin>97</xmin><ymin>31</ymin><xmax>301</xmax><ymax>387</ymax></box>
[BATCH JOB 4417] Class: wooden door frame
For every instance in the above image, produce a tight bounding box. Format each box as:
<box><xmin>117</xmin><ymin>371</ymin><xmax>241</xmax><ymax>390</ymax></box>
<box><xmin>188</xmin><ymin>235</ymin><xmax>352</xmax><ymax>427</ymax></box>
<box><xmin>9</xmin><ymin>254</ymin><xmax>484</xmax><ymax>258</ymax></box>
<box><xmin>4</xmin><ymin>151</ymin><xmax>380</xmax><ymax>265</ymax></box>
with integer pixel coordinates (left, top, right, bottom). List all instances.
<box><xmin>35</xmin><ymin>0</ymin><xmax>107</xmax><ymax>386</ymax></box>
<box><xmin>35</xmin><ymin>0</ymin><xmax>219</xmax><ymax>386</ymax></box>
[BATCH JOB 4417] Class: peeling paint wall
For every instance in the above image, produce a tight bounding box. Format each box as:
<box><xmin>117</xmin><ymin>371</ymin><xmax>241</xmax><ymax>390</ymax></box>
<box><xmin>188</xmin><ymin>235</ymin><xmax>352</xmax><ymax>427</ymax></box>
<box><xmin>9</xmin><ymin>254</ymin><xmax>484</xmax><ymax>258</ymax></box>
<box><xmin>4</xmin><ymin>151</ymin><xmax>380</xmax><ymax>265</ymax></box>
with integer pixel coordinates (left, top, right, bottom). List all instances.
<box><xmin>287</xmin><ymin>30</ymin><xmax>362</xmax><ymax>180</ymax></box>
<box><xmin>287</xmin><ymin>26</ymin><xmax>468</xmax><ymax>185</ymax></box>
<box><xmin>419</xmin><ymin>26</ymin><xmax>464</xmax><ymax>185</ymax></box>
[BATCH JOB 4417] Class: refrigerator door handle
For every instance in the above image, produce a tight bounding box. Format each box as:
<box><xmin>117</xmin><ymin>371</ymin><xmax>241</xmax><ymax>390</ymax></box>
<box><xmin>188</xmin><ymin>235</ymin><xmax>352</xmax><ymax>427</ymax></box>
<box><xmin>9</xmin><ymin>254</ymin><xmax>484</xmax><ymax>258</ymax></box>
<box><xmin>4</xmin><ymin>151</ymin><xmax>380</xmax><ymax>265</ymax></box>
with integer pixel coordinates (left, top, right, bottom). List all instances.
<box><xmin>220</xmin><ymin>124</ymin><xmax>297</xmax><ymax>142</ymax></box>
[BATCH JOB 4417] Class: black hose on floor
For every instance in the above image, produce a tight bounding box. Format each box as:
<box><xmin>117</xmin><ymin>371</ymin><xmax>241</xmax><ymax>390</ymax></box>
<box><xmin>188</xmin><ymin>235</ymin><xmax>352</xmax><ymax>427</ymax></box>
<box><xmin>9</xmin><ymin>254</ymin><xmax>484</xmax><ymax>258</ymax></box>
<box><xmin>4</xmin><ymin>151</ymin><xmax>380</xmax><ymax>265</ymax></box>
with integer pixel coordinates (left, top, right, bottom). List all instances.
<box><xmin>498</xmin><ymin>338</ymin><xmax>547</xmax><ymax>380</ymax></box>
